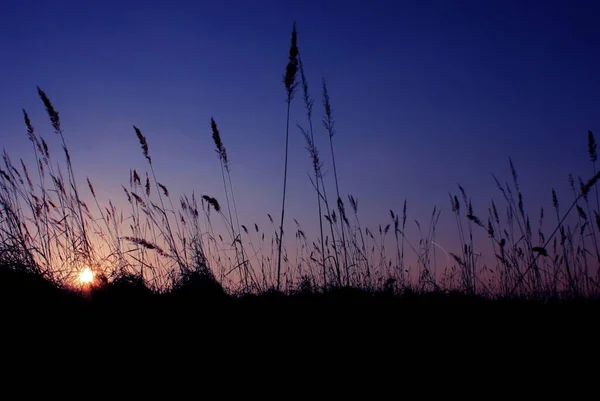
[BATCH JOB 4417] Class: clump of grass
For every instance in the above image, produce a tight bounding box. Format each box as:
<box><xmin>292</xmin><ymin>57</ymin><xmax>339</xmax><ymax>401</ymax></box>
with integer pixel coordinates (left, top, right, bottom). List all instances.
<box><xmin>0</xmin><ymin>89</ymin><xmax>101</xmax><ymax>286</ymax></box>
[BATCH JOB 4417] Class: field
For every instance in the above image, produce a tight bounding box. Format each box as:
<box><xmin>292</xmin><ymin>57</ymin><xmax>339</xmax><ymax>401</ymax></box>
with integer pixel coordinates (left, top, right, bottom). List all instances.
<box><xmin>1</xmin><ymin>25</ymin><xmax>599</xmax><ymax>337</ymax></box>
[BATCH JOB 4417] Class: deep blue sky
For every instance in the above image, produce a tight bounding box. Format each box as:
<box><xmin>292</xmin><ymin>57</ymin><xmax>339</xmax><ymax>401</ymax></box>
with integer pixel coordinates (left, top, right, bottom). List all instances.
<box><xmin>1</xmin><ymin>0</ymin><xmax>599</xmax><ymax>267</ymax></box>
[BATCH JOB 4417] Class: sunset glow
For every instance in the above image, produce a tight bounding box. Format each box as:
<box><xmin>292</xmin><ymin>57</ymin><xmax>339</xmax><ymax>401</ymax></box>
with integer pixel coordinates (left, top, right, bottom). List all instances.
<box><xmin>79</xmin><ymin>267</ymin><xmax>94</xmax><ymax>285</ymax></box>
<box><xmin>1</xmin><ymin>1</ymin><xmax>599</xmax><ymax>298</ymax></box>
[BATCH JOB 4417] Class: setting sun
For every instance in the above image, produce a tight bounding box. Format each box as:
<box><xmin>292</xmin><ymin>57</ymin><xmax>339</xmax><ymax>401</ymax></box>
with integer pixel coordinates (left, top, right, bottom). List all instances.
<box><xmin>79</xmin><ymin>267</ymin><xmax>94</xmax><ymax>285</ymax></box>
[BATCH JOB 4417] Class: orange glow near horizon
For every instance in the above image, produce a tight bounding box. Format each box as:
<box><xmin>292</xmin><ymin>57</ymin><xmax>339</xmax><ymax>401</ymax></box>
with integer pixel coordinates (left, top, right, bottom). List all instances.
<box><xmin>78</xmin><ymin>267</ymin><xmax>94</xmax><ymax>285</ymax></box>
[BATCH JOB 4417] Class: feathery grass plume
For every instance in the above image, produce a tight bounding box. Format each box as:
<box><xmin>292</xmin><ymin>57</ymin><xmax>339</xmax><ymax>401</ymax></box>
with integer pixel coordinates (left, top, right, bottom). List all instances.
<box><xmin>41</xmin><ymin>139</ymin><xmax>49</xmax><ymax>159</ymax></box>
<box><xmin>133</xmin><ymin>169</ymin><xmax>141</xmax><ymax>185</ymax></box>
<box><xmin>133</xmin><ymin>125</ymin><xmax>151</xmax><ymax>164</ymax></box>
<box><xmin>298</xmin><ymin>56</ymin><xmax>313</xmax><ymax>116</ymax></box>
<box><xmin>211</xmin><ymin>118</ymin><xmax>228</xmax><ymax>169</ymax></box>
<box><xmin>202</xmin><ymin>195</ymin><xmax>221</xmax><ymax>212</ymax></box>
<box><xmin>300</xmin><ymin>125</ymin><xmax>322</xmax><ymax>174</ymax></box>
<box><xmin>121</xmin><ymin>185</ymin><xmax>131</xmax><ymax>203</ymax></box>
<box><xmin>23</xmin><ymin>109</ymin><xmax>36</xmax><ymax>144</ymax></box>
<box><xmin>0</xmin><ymin>168</ymin><xmax>11</xmax><ymax>183</ymax></box>
<box><xmin>122</xmin><ymin>236</ymin><xmax>169</xmax><ymax>257</ymax></box>
<box><xmin>588</xmin><ymin>130</ymin><xmax>597</xmax><ymax>163</ymax></box>
<box><xmin>87</xmin><ymin>178</ymin><xmax>96</xmax><ymax>197</ymax></box>
<box><xmin>158</xmin><ymin>182</ymin><xmax>169</xmax><ymax>197</ymax></box>
<box><xmin>322</xmin><ymin>80</ymin><xmax>335</xmax><ymax>137</ymax></box>
<box><xmin>277</xmin><ymin>21</ymin><xmax>299</xmax><ymax>291</ymax></box>
<box><xmin>283</xmin><ymin>22</ymin><xmax>299</xmax><ymax>98</ymax></box>
<box><xmin>582</xmin><ymin>171</ymin><xmax>600</xmax><ymax>197</ymax></box>
<box><xmin>37</xmin><ymin>87</ymin><xmax>60</xmax><ymax>134</ymax></box>
<box><xmin>131</xmin><ymin>192</ymin><xmax>146</xmax><ymax>208</ymax></box>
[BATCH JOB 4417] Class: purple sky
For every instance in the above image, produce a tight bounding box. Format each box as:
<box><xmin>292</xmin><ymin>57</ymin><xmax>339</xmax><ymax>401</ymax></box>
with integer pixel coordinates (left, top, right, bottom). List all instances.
<box><xmin>1</xmin><ymin>0</ymin><xmax>599</xmax><ymax>280</ymax></box>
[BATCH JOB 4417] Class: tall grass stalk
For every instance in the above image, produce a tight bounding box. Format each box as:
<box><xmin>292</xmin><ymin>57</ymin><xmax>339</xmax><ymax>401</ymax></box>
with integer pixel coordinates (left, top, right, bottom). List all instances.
<box><xmin>322</xmin><ymin>79</ymin><xmax>348</xmax><ymax>286</ymax></box>
<box><xmin>297</xmin><ymin>54</ymin><xmax>327</xmax><ymax>288</ymax></box>
<box><xmin>210</xmin><ymin>118</ymin><xmax>251</xmax><ymax>290</ymax></box>
<box><xmin>277</xmin><ymin>22</ymin><xmax>299</xmax><ymax>291</ymax></box>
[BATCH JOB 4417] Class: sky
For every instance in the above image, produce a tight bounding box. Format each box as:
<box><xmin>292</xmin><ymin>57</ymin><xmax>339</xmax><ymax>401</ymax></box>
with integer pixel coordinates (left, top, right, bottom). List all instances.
<box><xmin>1</xmin><ymin>0</ymin><xmax>599</xmax><ymax>281</ymax></box>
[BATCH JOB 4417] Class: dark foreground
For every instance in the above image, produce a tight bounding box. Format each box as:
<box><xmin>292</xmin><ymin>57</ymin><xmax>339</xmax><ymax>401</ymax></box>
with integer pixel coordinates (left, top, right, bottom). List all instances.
<box><xmin>2</xmin><ymin>266</ymin><xmax>597</xmax><ymax>331</ymax></box>
<box><xmin>1</xmin><ymin>265</ymin><xmax>597</xmax><ymax>386</ymax></box>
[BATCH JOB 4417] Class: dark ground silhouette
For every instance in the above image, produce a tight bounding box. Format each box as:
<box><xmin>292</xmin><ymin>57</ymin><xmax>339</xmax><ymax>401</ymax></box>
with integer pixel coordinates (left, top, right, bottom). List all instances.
<box><xmin>2</xmin><ymin>261</ymin><xmax>597</xmax><ymax>384</ymax></box>
<box><xmin>2</xmin><ymin>262</ymin><xmax>597</xmax><ymax>332</ymax></box>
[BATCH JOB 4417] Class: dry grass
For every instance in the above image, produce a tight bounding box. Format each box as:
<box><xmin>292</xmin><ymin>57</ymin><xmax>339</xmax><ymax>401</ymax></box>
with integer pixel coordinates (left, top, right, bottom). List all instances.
<box><xmin>0</xmin><ymin>24</ymin><xmax>599</xmax><ymax>302</ymax></box>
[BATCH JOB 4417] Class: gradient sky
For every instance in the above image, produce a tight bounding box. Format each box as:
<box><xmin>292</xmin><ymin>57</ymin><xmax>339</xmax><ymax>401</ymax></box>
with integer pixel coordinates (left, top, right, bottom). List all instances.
<box><xmin>1</xmin><ymin>0</ymin><xmax>599</xmax><ymax>272</ymax></box>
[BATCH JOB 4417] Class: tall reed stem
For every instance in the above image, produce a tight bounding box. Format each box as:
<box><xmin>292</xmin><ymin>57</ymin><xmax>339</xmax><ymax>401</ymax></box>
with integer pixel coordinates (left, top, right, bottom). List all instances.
<box><xmin>277</xmin><ymin>22</ymin><xmax>299</xmax><ymax>291</ymax></box>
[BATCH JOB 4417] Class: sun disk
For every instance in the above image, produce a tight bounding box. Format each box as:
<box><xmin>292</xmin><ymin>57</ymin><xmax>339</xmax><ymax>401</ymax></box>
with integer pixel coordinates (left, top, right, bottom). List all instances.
<box><xmin>79</xmin><ymin>267</ymin><xmax>94</xmax><ymax>285</ymax></box>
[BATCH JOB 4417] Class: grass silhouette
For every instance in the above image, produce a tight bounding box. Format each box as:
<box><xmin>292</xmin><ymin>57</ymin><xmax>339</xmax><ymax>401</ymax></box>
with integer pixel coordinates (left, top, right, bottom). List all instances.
<box><xmin>1</xmin><ymin>24</ymin><xmax>600</xmax><ymax>330</ymax></box>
